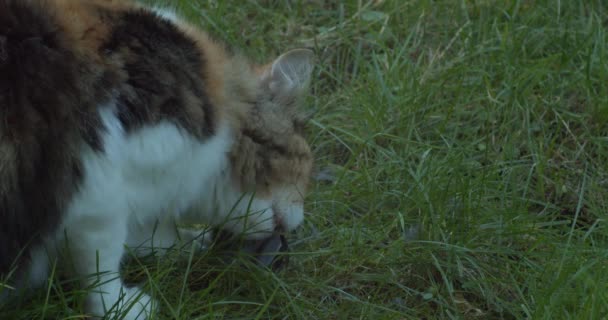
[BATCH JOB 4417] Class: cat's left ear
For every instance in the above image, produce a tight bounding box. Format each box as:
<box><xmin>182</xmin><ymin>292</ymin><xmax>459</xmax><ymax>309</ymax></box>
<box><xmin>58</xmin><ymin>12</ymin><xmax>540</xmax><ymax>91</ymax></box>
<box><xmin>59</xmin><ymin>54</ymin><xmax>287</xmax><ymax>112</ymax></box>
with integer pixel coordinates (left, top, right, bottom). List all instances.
<box><xmin>263</xmin><ymin>49</ymin><xmax>314</xmax><ymax>101</ymax></box>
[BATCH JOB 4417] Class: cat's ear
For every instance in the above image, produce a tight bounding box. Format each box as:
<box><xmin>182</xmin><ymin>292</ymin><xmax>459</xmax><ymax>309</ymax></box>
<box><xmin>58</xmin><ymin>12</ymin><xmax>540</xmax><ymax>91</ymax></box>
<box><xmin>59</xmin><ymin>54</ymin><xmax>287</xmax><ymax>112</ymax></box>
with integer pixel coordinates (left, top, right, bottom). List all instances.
<box><xmin>262</xmin><ymin>49</ymin><xmax>314</xmax><ymax>101</ymax></box>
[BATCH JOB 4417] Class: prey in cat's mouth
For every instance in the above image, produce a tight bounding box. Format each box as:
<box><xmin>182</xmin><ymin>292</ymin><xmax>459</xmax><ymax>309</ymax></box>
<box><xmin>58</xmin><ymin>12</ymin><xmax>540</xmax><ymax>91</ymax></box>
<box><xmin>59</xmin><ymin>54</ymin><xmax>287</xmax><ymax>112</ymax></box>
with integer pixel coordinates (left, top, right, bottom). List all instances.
<box><xmin>248</xmin><ymin>232</ymin><xmax>289</xmax><ymax>270</ymax></box>
<box><xmin>214</xmin><ymin>222</ymin><xmax>290</xmax><ymax>271</ymax></box>
<box><xmin>255</xmin><ymin>206</ymin><xmax>290</xmax><ymax>269</ymax></box>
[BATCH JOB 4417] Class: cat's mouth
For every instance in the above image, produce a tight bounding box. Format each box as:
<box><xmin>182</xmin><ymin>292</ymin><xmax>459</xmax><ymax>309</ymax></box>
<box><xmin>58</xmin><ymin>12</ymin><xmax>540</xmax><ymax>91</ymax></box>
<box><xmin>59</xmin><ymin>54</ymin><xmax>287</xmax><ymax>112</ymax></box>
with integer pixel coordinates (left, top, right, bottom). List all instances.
<box><xmin>245</xmin><ymin>231</ymin><xmax>289</xmax><ymax>270</ymax></box>
<box><xmin>214</xmin><ymin>226</ymin><xmax>289</xmax><ymax>271</ymax></box>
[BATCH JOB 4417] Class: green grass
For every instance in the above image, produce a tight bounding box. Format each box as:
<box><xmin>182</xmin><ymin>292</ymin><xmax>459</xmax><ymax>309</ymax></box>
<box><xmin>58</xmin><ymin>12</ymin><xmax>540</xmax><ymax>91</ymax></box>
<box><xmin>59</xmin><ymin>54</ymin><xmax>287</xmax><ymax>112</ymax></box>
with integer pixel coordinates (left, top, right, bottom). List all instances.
<box><xmin>4</xmin><ymin>0</ymin><xmax>608</xmax><ymax>319</ymax></box>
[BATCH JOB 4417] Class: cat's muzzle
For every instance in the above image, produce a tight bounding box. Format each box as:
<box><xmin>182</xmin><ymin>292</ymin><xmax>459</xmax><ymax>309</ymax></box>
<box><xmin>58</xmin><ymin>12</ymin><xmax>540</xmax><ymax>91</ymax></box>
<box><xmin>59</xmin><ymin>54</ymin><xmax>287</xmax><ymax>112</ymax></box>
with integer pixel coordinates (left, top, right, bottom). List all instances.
<box><xmin>214</xmin><ymin>227</ymin><xmax>289</xmax><ymax>271</ymax></box>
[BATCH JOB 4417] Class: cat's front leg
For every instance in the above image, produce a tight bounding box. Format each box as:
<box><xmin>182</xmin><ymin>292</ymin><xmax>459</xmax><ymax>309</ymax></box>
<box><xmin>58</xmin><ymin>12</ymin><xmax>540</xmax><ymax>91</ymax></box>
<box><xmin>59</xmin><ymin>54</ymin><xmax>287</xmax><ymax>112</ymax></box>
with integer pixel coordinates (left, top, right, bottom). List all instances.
<box><xmin>61</xmin><ymin>212</ymin><xmax>153</xmax><ymax>320</ymax></box>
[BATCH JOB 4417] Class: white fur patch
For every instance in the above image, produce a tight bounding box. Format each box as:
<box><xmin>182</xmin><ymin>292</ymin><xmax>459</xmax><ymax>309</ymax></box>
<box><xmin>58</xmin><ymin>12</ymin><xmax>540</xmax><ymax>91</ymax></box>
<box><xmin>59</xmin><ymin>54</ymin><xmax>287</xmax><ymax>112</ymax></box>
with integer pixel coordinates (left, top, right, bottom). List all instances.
<box><xmin>271</xmin><ymin>188</ymin><xmax>305</xmax><ymax>231</ymax></box>
<box><xmin>53</xmin><ymin>101</ymin><xmax>236</xmax><ymax>319</ymax></box>
<box><xmin>46</xmin><ymin>100</ymin><xmax>292</xmax><ymax>319</ymax></box>
<box><xmin>150</xmin><ymin>7</ymin><xmax>180</xmax><ymax>24</ymax></box>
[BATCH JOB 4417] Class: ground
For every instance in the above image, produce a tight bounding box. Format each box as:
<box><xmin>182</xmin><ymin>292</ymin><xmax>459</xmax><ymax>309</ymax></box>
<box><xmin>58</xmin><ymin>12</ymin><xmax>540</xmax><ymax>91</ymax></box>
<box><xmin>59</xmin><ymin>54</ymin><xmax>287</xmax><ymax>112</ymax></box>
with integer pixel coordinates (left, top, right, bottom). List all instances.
<box><xmin>4</xmin><ymin>0</ymin><xmax>608</xmax><ymax>319</ymax></box>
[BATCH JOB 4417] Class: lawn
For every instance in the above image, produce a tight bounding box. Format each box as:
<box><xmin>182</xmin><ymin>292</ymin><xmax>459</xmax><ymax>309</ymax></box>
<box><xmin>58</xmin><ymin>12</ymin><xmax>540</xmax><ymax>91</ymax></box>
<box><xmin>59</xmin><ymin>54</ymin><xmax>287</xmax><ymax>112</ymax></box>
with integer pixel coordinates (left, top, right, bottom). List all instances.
<box><xmin>4</xmin><ymin>0</ymin><xmax>608</xmax><ymax>319</ymax></box>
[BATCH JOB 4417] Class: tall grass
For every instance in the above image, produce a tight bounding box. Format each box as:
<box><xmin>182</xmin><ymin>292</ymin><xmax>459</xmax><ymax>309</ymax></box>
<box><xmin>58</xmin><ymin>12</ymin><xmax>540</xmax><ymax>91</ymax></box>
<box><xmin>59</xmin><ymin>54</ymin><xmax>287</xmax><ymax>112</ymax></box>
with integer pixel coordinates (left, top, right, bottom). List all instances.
<box><xmin>3</xmin><ymin>1</ymin><xmax>608</xmax><ymax>319</ymax></box>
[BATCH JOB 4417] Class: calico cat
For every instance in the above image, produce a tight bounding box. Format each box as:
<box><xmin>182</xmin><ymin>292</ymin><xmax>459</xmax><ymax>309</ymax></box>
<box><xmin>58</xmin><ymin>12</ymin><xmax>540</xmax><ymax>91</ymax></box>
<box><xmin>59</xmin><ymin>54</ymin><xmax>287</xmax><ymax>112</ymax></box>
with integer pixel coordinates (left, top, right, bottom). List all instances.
<box><xmin>0</xmin><ymin>0</ymin><xmax>314</xmax><ymax>318</ymax></box>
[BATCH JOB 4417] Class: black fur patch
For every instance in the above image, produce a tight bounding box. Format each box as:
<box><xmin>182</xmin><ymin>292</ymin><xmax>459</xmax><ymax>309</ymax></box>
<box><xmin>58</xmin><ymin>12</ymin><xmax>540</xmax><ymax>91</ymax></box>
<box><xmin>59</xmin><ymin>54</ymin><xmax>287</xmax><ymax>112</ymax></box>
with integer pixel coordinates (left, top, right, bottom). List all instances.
<box><xmin>102</xmin><ymin>9</ymin><xmax>216</xmax><ymax>140</ymax></box>
<box><xmin>0</xmin><ymin>0</ymin><xmax>110</xmax><ymax>275</ymax></box>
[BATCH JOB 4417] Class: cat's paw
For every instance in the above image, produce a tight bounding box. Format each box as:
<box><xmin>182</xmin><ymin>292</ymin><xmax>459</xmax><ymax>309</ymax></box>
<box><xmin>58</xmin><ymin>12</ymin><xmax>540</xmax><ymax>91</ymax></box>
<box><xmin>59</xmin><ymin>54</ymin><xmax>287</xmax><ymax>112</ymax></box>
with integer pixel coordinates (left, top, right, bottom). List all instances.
<box><xmin>87</xmin><ymin>286</ymin><xmax>154</xmax><ymax>320</ymax></box>
<box><xmin>177</xmin><ymin>228</ymin><xmax>214</xmax><ymax>251</ymax></box>
<box><xmin>118</xmin><ymin>288</ymin><xmax>154</xmax><ymax>320</ymax></box>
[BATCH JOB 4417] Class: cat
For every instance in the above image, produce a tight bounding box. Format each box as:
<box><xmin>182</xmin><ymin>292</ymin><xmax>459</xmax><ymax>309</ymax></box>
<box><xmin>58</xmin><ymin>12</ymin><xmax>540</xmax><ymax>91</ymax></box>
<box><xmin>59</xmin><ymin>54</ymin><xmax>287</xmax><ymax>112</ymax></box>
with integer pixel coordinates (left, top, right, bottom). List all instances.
<box><xmin>0</xmin><ymin>0</ymin><xmax>314</xmax><ymax>318</ymax></box>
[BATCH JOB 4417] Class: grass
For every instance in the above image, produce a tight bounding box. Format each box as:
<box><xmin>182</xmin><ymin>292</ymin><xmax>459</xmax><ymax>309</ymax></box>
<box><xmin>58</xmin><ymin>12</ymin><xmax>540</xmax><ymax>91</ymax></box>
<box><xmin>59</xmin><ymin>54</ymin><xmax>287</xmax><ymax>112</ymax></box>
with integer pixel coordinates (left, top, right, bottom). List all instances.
<box><xmin>3</xmin><ymin>0</ymin><xmax>608</xmax><ymax>319</ymax></box>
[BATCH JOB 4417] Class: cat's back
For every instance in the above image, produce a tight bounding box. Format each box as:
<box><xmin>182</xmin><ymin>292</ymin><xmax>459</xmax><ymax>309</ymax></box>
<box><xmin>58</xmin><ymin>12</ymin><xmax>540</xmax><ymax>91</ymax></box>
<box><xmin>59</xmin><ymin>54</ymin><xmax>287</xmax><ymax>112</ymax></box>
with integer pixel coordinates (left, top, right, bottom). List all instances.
<box><xmin>0</xmin><ymin>0</ymin><xmax>248</xmax><ymax>274</ymax></box>
<box><xmin>0</xmin><ymin>0</ymin><xmax>120</xmax><ymax>272</ymax></box>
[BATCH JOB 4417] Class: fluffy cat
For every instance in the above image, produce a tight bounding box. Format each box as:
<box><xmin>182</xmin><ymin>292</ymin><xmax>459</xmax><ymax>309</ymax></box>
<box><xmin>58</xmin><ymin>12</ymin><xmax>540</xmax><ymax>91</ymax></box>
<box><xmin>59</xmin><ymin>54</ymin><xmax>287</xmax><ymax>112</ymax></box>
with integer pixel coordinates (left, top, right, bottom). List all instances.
<box><xmin>0</xmin><ymin>0</ymin><xmax>314</xmax><ymax>318</ymax></box>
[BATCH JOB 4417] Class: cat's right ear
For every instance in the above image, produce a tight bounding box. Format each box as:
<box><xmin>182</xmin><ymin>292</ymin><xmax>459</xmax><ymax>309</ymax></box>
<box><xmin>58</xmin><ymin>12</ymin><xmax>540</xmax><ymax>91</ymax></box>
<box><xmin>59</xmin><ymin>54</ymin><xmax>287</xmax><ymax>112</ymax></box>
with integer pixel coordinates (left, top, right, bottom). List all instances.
<box><xmin>261</xmin><ymin>49</ymin><xmax>314</xmax><ymax>102</ymax></box>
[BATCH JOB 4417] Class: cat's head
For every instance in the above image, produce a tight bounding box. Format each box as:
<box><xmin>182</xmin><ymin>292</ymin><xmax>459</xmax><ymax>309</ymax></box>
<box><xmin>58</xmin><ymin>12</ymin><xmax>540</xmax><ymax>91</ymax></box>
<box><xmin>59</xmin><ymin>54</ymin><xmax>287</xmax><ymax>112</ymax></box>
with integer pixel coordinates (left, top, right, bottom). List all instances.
<box><xmin>229</xmin><ymin>49</ymin><xmax>315</xmax><ymax>235</ymax></box>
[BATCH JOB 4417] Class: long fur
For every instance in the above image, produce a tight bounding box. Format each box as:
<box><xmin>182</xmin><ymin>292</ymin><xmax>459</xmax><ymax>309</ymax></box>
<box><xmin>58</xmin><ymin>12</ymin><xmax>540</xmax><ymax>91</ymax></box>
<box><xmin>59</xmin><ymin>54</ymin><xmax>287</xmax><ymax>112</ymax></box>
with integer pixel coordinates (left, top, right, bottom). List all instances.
<box><xmin>0</xmin><ymin>1</ymin><xmax>314</xmax><ymax>318</ymax></box>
